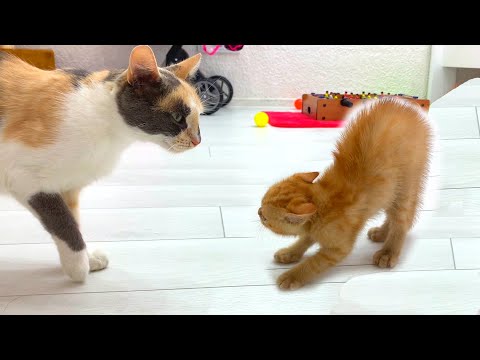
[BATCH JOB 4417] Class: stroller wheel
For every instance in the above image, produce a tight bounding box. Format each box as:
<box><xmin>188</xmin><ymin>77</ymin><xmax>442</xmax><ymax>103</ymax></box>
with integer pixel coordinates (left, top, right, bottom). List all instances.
<box><xmin>194</xmin><ymin>79</ymin><xmax>222</xmax><ymax>115</ymax></box>
<box><xmin>209</xmin><ymin>75</ymin><xmax>234</xmax><ymax>107</ymax></box>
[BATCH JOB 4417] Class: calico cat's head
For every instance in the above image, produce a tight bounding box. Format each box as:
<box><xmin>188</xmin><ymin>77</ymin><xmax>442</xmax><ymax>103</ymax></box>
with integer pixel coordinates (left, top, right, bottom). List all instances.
<box><xmin>258</xmin><ymin>172</ymin><xmax>319</xmax><ymax>235</ymax></box>
<box><xmin>116</xmin><ymin>45</ymin><xmax>203</xmax><ymax>153</ymax></box>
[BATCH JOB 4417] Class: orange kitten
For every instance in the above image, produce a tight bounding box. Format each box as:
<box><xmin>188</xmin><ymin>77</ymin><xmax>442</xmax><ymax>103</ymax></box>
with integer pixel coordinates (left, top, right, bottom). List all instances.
<box><xmin>258</xmin><ymin>97</ymin><xmax>432</xmax><ymax>290</ymax></box>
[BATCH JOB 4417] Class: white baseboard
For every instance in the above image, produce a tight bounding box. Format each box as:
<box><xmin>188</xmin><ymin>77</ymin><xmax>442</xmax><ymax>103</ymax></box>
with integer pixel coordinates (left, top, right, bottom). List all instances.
<box><xmin>229</xmin><ymin>98</ymin><xmax>297</xmax><ymax>107</ymax></box>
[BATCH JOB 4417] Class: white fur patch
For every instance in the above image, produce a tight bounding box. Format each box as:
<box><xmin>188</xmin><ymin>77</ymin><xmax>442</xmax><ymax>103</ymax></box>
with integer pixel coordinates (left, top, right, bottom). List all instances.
<box><xmin>89</xmin><ymin>249</ymin><xmax>109</xmax><ymax>272</ymax></box>
<box><xmin>53</xmin><ymin>237</ymin><xmax>90</xmax><ymax>282</ymax></box>
<box><xmin>186</xmin><ymin>100</ymin><xmax>199</xmax><ymax>129</ymax></box>
<box><xmin>0</xmin><ymin>83</ymin><xmax>134</xmax><ymax>196</ymax></box>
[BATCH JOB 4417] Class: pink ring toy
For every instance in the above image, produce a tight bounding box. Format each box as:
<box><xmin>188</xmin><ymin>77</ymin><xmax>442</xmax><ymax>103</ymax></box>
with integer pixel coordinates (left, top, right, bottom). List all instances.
<box><xmin>202</xmin><ymin>45</ymin><xmax>221</xmax><ymax>56</ymax></box>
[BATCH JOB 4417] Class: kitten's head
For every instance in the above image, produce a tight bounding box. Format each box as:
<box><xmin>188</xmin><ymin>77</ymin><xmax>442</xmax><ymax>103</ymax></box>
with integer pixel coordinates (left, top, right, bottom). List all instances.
<box><xmin>258</xmin><ymin>172</ymin><xmax>319</xmax><ymax>236</ymax></box>
<box><xmin>116</xmin><ymin>45</ymin><xmax>203</xmax><ymax>153</ymax></box>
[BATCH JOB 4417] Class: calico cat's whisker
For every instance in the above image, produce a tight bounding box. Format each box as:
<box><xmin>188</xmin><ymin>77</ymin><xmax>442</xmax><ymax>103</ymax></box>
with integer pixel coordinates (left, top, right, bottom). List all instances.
<box><xmin>166</xmin><ymin>143</ymin><xmax>176</xmax><ymax>152</ymax></box>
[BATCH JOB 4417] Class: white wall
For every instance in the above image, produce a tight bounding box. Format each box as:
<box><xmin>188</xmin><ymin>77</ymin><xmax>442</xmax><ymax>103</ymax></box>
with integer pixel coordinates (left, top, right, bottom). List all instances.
<box><xmin>427</xmin><ymin>45</ymin><xmax>457</xmax><ymax>102</ymax></box>
<box><xmin>16</xmin><ymin>45</ymin><xmax>172</xmax><ymax>70</ymax></box>
<box><xmin>191</xmin><ymin>45</ymin><xmax>432</xmax><ymax>104</ymax></box>
<box><xmin>17</xmin><ymin>45</ymin><xmax>431</xmax><ymax>104</ymax></box>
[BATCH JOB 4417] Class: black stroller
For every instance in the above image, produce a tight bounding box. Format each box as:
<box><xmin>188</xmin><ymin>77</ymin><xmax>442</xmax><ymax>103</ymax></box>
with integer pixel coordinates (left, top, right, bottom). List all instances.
<box><xmin>166</xmin><ymin>45</ymin><xmax>233</xmax><ymax>115</ymax></box>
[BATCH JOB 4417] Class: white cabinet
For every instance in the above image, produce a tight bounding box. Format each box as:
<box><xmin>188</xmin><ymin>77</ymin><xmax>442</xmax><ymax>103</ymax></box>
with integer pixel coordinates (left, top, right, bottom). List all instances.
<box><xmin>427</xmin><ymin>45</ymin><xmax>480</xmax><ymax>102</ymax></box>
<box><xmin>443</xmin><ymin>45</ymin><xmax>480</xmax><ymax>68</ymax></box>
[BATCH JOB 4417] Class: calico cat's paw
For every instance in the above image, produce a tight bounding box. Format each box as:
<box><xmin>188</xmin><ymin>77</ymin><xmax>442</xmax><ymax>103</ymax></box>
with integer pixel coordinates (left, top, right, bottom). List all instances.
<box><xmin>61</xmin><ymin>250</ymin><xmax>90</xmax><ymax>282</ymax></box>
<box><xmin>277</xmin><ymin>270</ymin><xmax>304</xmax><ymax>290</ymax></box>
<box><xmin>274</xmin><ymin>248</ymin><xmax>303</xmax><ymax>264</ymax></box>
<box><xmin>373</xmin><ymin>249</ymin><xmax>399</xmax><ymax>268</ymax></box>
<box><xmin>89</xmin><ymin>249</ymin><xmax>109</xmax><ymax>272</ymax></box>
<box><xmin>368</xmin><ymin>227</ymin><xmax>387</xmax><ymax>242</ymax></box>
<box><xmin>60</xmin><ymin>249</ymin><xmax>108</xmax><ymax>282</ymax></box>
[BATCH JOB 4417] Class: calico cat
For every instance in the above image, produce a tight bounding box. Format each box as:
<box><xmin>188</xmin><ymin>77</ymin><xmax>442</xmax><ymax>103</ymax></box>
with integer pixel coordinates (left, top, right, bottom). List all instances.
<box><xmin>258</xmin><ymin>97</ymin><xmax>432</xmax><ymax>290</ymax></box>
<box><xmin>0</xmin><ymin>45</ymin><xmax>203</xmax><ymax>282</ymax></box>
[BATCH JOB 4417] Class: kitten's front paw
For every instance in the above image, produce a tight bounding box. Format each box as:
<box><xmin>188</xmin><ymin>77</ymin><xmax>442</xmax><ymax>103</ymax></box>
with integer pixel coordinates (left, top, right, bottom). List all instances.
<box><xmin>274</xmin><ymin>248</ymin><xmax>303</xmax><ymax>264</ymax></box>
<box><xmin>277</xmin><ymin>270</ymin><xmax>304</xmax><ymax>290</ymax></box>
<box><xmin>368</xmin><ymin>227</ymin><xmax>387</xmax><ymax>243</ymax></box>
<box><xmin>373</xmin><ymin>249</ymin><xmax>399</xmax><ymax>268</ymax></box>
<box><xmin>89</xmin><ymin>249</ymin><xmax>109</xmax><ymax>272</ymax></box>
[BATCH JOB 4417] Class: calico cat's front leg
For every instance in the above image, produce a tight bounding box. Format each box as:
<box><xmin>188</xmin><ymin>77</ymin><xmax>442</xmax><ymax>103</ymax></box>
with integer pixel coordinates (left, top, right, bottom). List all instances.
<box><xmin>26</xmin><ymin>192</ymin><xmax>108</xmax><ymax>282</ymax></box>
<box><xmin>27</xmin><ymin>192</ymin><xmax>89</xmax><ymax>281</ymax></box>
<box><xmin>61</xmin><ymin>190</ymin><xmax>108</xmax><ymax>273</ymax></box>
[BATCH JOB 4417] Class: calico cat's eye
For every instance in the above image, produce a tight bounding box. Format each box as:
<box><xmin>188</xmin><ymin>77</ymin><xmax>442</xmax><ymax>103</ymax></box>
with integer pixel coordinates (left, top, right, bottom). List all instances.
<box><xmin>172</xmin><ymin>112</ymin><xmax>183</xmax><ymax>122</ymax></box>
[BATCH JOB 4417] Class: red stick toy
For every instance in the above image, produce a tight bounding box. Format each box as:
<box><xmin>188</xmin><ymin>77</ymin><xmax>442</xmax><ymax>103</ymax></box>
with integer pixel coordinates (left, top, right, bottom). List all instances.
<box><xmin>265</xmin><ymin>112</ymin><xmax>344</xmax><ymax>128</ymax></box>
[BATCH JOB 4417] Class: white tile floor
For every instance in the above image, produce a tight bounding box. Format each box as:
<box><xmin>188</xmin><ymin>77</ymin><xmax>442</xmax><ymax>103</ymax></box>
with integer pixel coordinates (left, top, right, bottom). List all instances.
<box><xmin>1</xmin><ymin>85</ymin><xmax>479</xmax><ymax>314</ymax></box>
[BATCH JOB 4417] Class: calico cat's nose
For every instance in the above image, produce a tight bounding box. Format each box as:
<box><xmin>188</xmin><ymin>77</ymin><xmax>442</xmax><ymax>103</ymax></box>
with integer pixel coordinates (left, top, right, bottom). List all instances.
<box><xmin>191</xmin><ymin>136</ymin><xmax>201</xmax><ymax>146</ymax></box>
<box><xmin>191</xmin><ymin>130</ymin><xmax>201</xmax><ymax>146</ymax></box>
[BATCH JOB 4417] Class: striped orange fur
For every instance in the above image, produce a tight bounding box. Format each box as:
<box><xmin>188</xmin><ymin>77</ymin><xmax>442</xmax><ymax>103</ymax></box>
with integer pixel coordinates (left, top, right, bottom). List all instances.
<box><xmin>259</xmin><ymin>97</ymin><xmax>432</xmax><ymax>290</ymax></box>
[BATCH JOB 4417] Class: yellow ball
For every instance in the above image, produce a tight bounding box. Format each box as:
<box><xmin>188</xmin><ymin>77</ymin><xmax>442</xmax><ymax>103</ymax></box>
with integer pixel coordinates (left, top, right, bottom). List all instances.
<box><xmin>254</xmin><ymin>112</ymin><xmax>269</xmax><ymax>127</ymax></box>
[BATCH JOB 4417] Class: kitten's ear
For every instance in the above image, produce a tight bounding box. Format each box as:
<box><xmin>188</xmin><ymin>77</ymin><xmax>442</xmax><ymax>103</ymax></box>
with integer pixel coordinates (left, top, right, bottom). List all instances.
<box><xmin>166</xmin><ymin>53</ymin><xmax>202</xmax><ymax>80</ymax></box>
<box><xmin>297</xmin><ymin>172</ymin><xmax>320</xmax><ymax>183</ymax></box>
<box><xmin>127</xmin><ymin>45</ymin><xmax>161</xmax><ymax>86</ymax></box>
<box><xmin>284</xmin><ymin>203</ymin><xmax>317</xmax><ymax>224</ymax></box>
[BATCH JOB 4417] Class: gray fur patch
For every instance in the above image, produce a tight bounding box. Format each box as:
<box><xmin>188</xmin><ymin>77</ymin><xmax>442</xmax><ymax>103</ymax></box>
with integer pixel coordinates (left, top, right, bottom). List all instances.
<box><xmin>62</xmin><ymin>68</ymin><xmax>91</xmax><ymax>88</ymax></box>
<box><xmin>28</xmin><ymin>193</ymin><xmax>85</xmax><ymax>252</ymax></box>
<box><xmin>115</xmin><ymin>73</ymin><xmax>190</xmax><ymax>137</ymax></box>
<box><xmin>105</xmin><ymin>69</ymin><xmax>125</xmax><ymax>82</ymax></box>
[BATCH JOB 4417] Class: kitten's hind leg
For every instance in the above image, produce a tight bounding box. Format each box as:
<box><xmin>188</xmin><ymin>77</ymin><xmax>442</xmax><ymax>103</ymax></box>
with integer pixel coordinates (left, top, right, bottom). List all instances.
<box><xmin>367</xmin><ymin>219</ymin><xmax>390</xmax><ymax>243</ymax></box>
<box><xmin>274</xmin><ymin>236</ymin><xmax>315</xmax><ymax>264</ymax></box>
<box><xmin>373</xmin><ymin>190</ymin><xmax>420</xmax><ymax>269</ymax></box>
<box><xmin>374</xmin><ymin>144</ymin><xmax>429</xmax><ymax>268</ymax></box>
<box><xmin>61</xmin><ymin>189</ymin><xmax>108</xmax><ymax>272</ymax></box>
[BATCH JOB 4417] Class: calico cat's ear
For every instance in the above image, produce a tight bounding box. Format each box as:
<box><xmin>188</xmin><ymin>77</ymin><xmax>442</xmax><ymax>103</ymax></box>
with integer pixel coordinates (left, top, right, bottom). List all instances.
<box><xmin>284</xmin><ymin>203</ymin><xmax>317</xmax><ymax>224</ymax></box>
<box><xmin>166</xmin><ymin>53</ymin><xmax>202</xmax><ymax>80</ymax></box>
<box><xmin>297</xmin><ymin>172</ymin><xmax>320</xmax><ymax>183</ymax></box>
<box><xmin>127</xmin><ymin>45</ymin><xmax>161</xmax><ymax>86</ymax></box>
